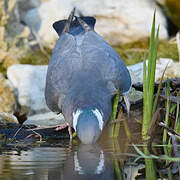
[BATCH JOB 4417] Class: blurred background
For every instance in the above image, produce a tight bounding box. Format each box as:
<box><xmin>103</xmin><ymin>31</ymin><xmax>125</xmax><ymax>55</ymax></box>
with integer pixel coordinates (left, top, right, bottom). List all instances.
<box><xmin>0</xmin><ymin>0</ymin><xmax>180</xmax><ymax>69</ymax></box>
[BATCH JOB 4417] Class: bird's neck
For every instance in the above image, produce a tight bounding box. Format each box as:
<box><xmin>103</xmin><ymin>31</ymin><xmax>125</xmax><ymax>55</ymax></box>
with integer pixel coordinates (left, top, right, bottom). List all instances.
<box><xmin>62</xmin><ymin>85</ymin><xmax>112</xmax><ymax>124</ymax></box>
<box><xmin>74</xmin><ymin>99</ymin><xmax>100</xmax><ymax>110</ymax></box>
<box><xmin>62</xmin><ymin>95</ymin><xmax>111</xmax><ymax>125</ymax></box>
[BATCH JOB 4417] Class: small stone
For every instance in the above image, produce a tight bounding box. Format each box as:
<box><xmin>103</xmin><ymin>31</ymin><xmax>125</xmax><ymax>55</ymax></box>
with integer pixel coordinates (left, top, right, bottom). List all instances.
<box><xmin>0</xmin><ymin>111</ymin><xmax>18</xmax><ymax>124</ymax></box>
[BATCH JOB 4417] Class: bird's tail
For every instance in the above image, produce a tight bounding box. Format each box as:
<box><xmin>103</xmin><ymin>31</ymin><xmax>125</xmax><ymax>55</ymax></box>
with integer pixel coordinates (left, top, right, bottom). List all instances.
<box><xmin>53</xmin><ymin>8</ymin><xmax>96</xmax><ymax>36</ymax></box>
<box><xmin>62</xmin><ymin>8</ymin><xmax>75</xmax><ymax>34</ymax></box>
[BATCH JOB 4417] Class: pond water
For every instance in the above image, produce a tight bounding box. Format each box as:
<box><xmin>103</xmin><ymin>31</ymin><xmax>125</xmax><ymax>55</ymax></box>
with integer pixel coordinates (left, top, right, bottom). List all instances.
<box><xmin>0</xmin><ymin>112</ymin><xmax>144</xmax><ymax>180</ymax></box>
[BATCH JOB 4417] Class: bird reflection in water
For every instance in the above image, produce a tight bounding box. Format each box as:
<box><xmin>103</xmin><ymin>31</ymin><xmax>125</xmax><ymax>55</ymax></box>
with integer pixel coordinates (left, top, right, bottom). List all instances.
<box><xmin>49</xmin><ymin>144</ymin><xmax>114</xmax><ymax>180</ymax></box>
<box><xmin>73</xmin><ymin>145</ymin><xmax>105</xmax><ymax>175</ymax></box>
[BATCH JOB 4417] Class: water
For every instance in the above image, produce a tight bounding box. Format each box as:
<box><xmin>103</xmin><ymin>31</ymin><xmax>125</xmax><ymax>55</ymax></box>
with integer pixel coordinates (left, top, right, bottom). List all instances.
<box><xmin>0</xmin><ymin>146</ymin><xmax>68</xmax><ymax>180</ymax></box>
<box><xmin>0</xmin><ymin>114</ymin><xmax>143</xmax><ymax>180</ymax></box>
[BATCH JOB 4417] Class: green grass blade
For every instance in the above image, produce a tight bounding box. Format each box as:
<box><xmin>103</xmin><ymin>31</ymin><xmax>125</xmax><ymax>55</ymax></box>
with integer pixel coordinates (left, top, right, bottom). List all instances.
<box><xmin>163</xmin><ymin>81</ymin><xmax>171</xmax><ymax>162</ymax></box>
<box><xmin>111</xmin><ymin>89</ymin><xmax>120</xmax><ymax>120</ymax></box>
<box><xmin>142</xmin><ymin>10</ymin><xmax>158</xmax><ymax>179</ymax></box>
<box><xmin>163</xmin><ymin>81</ymin><xmax>170</xmax><ymax>145</ymax></box>
<box><xmin>109</xmin><ymin>89</ymin><xmax>120</xmax><ymax>138</ymax></box>
<box><xmin>142</xmin><ymin>56</ymin><xmax>148</xmax><ymax>139</ymax></box>
<box><xmin>147</xmin><ymin>9</ymin><xmax>156</xmax><ymax>86</ymax></box>
<box><xmin>149</xmin><ymin>25</ymin><xmax>159</xmax><ymax>117</ymax></box>
<box><xmin>133</xmin><ymin>144</ymin><xmax>180</xmax><ymax>161</ymax></box>
<box><xmin>152</xmin><ymin>61</ymin><xmax>168</xmax><ymax>115</ymax></box>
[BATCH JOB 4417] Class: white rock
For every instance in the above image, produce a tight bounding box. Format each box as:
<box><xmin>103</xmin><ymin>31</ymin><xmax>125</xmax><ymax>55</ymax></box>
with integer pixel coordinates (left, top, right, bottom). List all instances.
<box><xmin>24</xmin><ymin>0</ymin><xmax>168</xmax><ymax>47</ymax></box>
<box><xmin>24</xmin><ymin>0</ymin><xmax>73</xmax><ymax>48</ymax></box>
<box><xmin>24</xmin><ymin>112</ymin><xmax>65</xmax><ymax>126</ymax></box>
<box><xmin>7</xmin><ymin>64</ymin><xmax>65</xmax><ymax>126</ymax></box>
<box><xmin>127</xmin><ymin>62</ymin><xmax>144</xmax><ymax>84</ymax></box>
<box><xmin>7</xmin><ymin>64</ymin><xmax>49</xmax><ymax>115</ymax></box>
<box><xmin>127</xmin><ymin>63</ymin><xmax>144</xmax><ymax>102</ymax></box>
<box><xmin>155</xmin><ymin>58</ymin><xmax>174</xmax><ymax>81</ymax></box>
<box><xmin>74</xmin><ymin>0</ymin><xmax>167</xmax><ymax>45</ymax></box>
<box><xmin>127</xmin><ymin>58</ymin><xmax>178</xmax><ymax>102</ymax></box>
<box><xmin>17</xmin><ymin>0</ymin><xmax>41</xmax><ymax>22</ymax></box>
<box><xmin>166</xmin><ymin>63</ymin><xmax>180</xmax><ymax>79</ymax></box>
<box><xmin>127</xmin><ymin>58</ymin><xmax>179</xmax><ymax>84</ymax></box>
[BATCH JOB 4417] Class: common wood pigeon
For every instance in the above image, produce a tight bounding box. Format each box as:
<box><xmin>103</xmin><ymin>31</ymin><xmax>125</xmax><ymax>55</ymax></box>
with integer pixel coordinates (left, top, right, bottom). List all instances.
<box><xmin>45</xmin><ymin>8</ymin><xmax>131</xmax><ymax>144</ymax></box>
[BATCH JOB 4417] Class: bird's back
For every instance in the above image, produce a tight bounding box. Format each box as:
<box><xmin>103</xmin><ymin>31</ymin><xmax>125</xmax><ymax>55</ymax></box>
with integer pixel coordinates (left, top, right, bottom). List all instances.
<box><xmin>45</xmin><ymin>16</ymin><xmax>131</xmax><ymax>113</ymax></box>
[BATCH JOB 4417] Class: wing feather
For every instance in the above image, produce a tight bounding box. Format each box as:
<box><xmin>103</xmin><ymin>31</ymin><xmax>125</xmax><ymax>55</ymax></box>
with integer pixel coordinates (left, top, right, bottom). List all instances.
<box><xmin>81</xmin><ymin>32</ymin><xmax>131</xmax><ymax>95</ymax></box>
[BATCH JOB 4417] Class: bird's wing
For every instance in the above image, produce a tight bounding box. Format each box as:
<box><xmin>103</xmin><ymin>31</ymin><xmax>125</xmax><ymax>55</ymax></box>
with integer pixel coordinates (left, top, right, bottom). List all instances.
<box><xmin>81</xmin><ymin>31</ymin><xmax>132</xmax><ymax>95</ymax></box>
<box><xmin>45</xmin><ymin>33</ymin><xmax>82</xmax><ymax>112</ymax></box>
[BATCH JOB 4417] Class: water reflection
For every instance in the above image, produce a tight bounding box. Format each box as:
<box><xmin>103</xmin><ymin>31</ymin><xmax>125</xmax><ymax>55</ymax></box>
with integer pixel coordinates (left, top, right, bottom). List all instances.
<box><xmin>61</xmin><ymin>144</ymin><xmax>114</xmax><ymax>180</ymax></box>
<box><xmin>0</xmin><ymin>145</ymin><xmax>68</xmax><ymax>180</ymax></box>
<box><xmin>0</xmin><ymin>142</ymin><xmax>115</xmax><ymax>180</ymax></box>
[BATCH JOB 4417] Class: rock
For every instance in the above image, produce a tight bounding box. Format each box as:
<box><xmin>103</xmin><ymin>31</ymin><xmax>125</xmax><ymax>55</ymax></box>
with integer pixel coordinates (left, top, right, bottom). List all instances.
<box><xmin>24</xmin><ymin>112</ymin><xmax>65</xmax><ymax>126</ymax></box>
<box><xmin>0</xmin><ymin>0</ymin><xmax>31</xmax><ymax>74</ymax></box>
<box><xmin>24</xmin><ymin>0</ymin><xmax>168</xmax><ymax>47</ymax></box>
<box><xmin>0</xmin><ymin>111</ymin><xmax>18</xmax><ymax>124</ymax></box>
<box><xmin>128</xmin><ymin>58</ymin><xmax>180</xmax><ymax>83</ymax></box>
<box><xmin>127</xmin><ymin>58</ymin><xmax>179</xmax><ymax>102</ymax></box>
<box><xmin>7</xmin><ymin>64</ymin><xmax>49</xmax><ymax>115</ymax></box>
<box><xmin>128</xmin><ymin>87</ymin><xmax>143</xmax><ymax>102</ymax></box>
<box><xmin>0</xmin><ymin>73</ymin><xmax>17</xmax><ymax>113</ymax></box>
<box><xmin>0</xmin><ymin>0</ymin><xmax>30</xmax><ymax>55</ymax></box>
<box><xmin>24</xmin><ymin>0</ymin><xmax>73</xmax><ymax>48</ymax></box>
<box><xmin>156</xmin><ymin>60</ymin><xmax>180</xmax><ymax>81</ymax></box>
<box><xmin>17</xmin><ymin>0</ymin><xmax>41</xmax><ymax>23</ymax></box>
<box><xmin>155</xmin><ymin>58</ymin><xmax>174</xmax><ymax>80</ymax></box>
<box><xmin>127</xmin><ymin>63</ymin><xmax>144</xmax><ymax>85</ymax></box>
<box><xmin>127</xmin><ymin>64</ymin><xmax>144</xmax><ymax>102</ymax></box>
<box><xmin>7</xmin><ymin>64</ymin><xmax>65</xmax><ymax>126</ymax></box>
<box><xmin>74</xmin><ymin>0</ymin><xmax>168</xmax><ymax>45</ymax></box>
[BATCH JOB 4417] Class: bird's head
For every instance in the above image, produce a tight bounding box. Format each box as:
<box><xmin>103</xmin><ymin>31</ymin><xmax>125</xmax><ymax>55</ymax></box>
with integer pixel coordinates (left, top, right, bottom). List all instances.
<box><xmin>73</xmin><ymin>108</ymin><xmax>104</xmax><ymax>144</ymax></box>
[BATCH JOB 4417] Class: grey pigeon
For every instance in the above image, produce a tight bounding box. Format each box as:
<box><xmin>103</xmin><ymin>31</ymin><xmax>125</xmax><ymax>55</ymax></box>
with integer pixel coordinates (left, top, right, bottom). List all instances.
<box><xmin>45</xmin><ymin>8</ymin><xmax>131</xmax><ymax>144</ymax></box>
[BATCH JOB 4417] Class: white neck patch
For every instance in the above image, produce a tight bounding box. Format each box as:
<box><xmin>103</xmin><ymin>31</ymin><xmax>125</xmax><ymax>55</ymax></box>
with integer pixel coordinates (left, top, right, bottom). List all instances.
<box><xmin>73</xmin><ymin>109</ymin><xmax>82</xmax><ymax>131</ymax></box>
<box><xmin>72</xmin><ymin>108</ymin><xmax>104</xmax><ymax>131</ymax></box>
<box><xmin>92</xmin><ymin>109</ymin><xmax>104</xmax><ymax>131</ymax></box>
